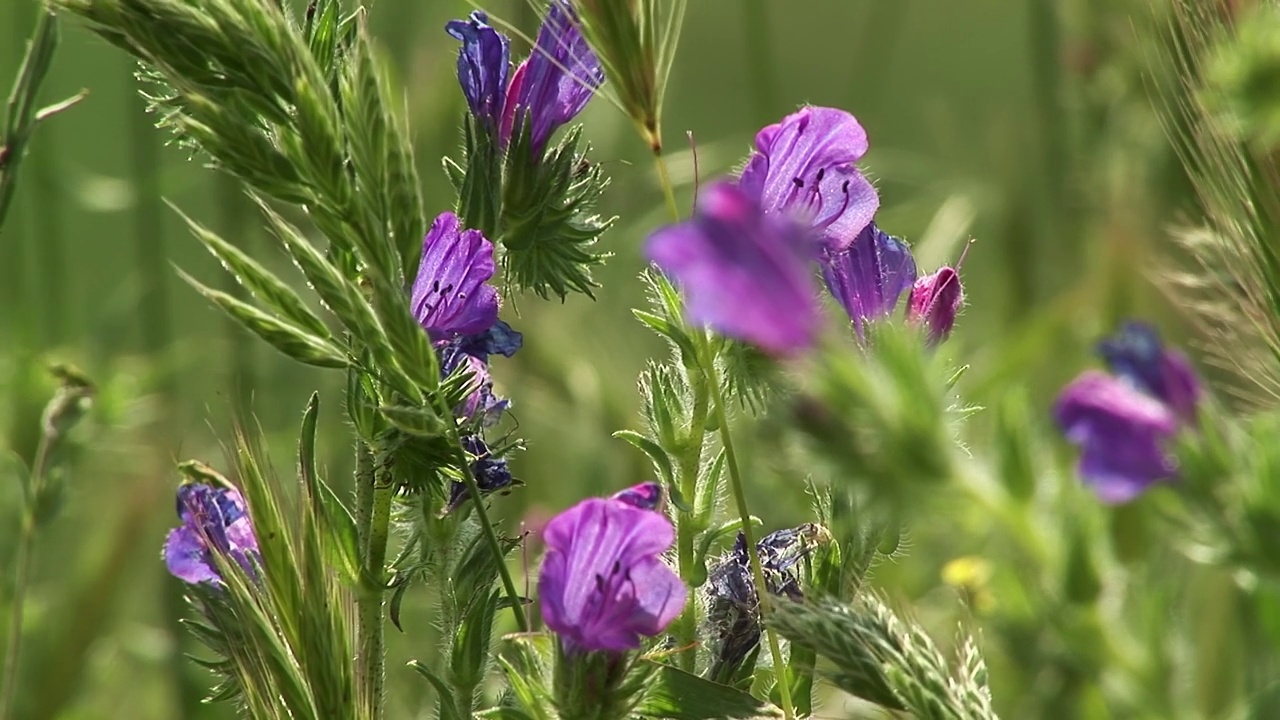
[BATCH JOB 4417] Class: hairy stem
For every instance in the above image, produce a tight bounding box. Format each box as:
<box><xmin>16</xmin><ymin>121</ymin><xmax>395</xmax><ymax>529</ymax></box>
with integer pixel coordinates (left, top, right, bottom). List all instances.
<box><xmin>357</xmin><ymin>459</ymin><xmax>394</xmax><ymax>720</ymax></box>
<box><xmin>672</xmin><ymin>364</ymin><xmax>710</xmax><ymax>673</ymax></box>
<box><xmin>449</xmin><ymin>421</ymin><xmax>529</xmax><ymax>632</ymax></box>
<box><xmin>705</xmin><ymin>358</ymin><xmax>795</xmax><ymax>720</ymax></box>
<box><xmin>0</xmin><ymin>433</ymin><xmax>52</xmax><ymax>720</ymax></box>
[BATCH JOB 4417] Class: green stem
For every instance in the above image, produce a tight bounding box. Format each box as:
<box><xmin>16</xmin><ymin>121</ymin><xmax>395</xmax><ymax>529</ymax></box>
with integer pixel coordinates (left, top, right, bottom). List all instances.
<box><xmin>653</xmin><ymin>147</ymin><xmax>680</xmax><ymax>221</ymax></box>
<box><xmin>672</xmin><ymin>365</ymin><xmax>710</xmax><ymax>673</ymax></box>
<box><xmin>354</xmin><ymin>440</ymin><xmax>374</xmax><ymax>550</ymax></box>
<box><xmin>0</xmin><ymin>433</ymin><xmax>52</xmax><ymax>720</ymax></box>
<box><xmin>449</xmin><ymin>422</ymin><xmax>529</xmax><ymax>632</ymax></box>
<box><xmin>704</xmin><ymin>351</ymin><xmax>795</xmax><ymax>720</ymax></box>
<box><xmin>357</xmin><ymin>459</ymin><xmax>393</xmax><ymax>720</ymax></box>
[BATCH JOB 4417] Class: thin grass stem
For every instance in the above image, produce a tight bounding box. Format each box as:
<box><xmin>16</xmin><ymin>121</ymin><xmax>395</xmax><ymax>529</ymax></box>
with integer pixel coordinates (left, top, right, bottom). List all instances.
<box><xmin>0</xmin><ymin>432</ymin><xmax>53</xmax><ymax>720</ymax></box>
<box><xmin>702</xmin><ymin>341</ymin><xmax>794</xmax><ymax>720</ymax></box>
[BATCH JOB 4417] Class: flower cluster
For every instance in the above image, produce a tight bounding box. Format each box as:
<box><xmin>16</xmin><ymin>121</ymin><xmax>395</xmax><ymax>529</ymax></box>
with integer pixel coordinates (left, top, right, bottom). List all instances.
<box><xmin>411</xmin><ymin>211</ymin><xmax>522</xmax><ymax>509</ymax></box>
<box><xmin>537</xmin><ymin>483</ymin><xmax>686</xmax><ymax>653</ymax></box>
<box><xmin>646</xmin><ymin>106</ymin><xmax>965</xmax><ymax>354</ymax></box>
<box><xmin>447</xmin><ymin>3</ymin><xmax>603</xmax><ymax>157</ymax></box>
<box><xmin>163</xmin><ymin>482</ymin><xmax>260</xmax><ymax>586</ymax></box>
<box><xmin>1054</xmin><ymin>322</ymin><xmax>1202</xmax><ymax>503</ymax></box>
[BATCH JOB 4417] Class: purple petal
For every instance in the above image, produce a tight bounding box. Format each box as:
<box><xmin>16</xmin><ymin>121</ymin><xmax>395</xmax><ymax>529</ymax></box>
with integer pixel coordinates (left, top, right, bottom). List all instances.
<box><xmin>412</xmin><ymin>213</ymin><xmax>500</xmax><ymax>339</ymax></box>
<box><xmin>1054</xmin><ymin>371</ymin><xmax>1179</xmax><ymax>503</ymax></box>
<box><xmin>820</xmin><ymin>223</ymin><xmax>917</xmax><ymax>338</ymax></box>
<box><xmin>163</xmin><ymin>526</ymin><xmax>220</xmax><ymax>584</ymax></box>
<box><xmin>625</xmin><ymin>556</ymin><xmax>687</xmax><ymax>635</ymax></box>
<box><xmin>503</xmin><ymin>0</ymin><xmax>603</xmax><ymax>153</ymax></box>
<box><xmin>647</xmin><ymin>182</ymin><xmax>821</xmax><ymax>356</ymax></box>
<box><xmin>445</xmin><ymin>11</ymin><xmax>510</xmax><ymax>127</ymax></box>
<box><xmin>738</xmin><ymin>106</ymin><xmax>879</xmax><ymax>250</ymax></box>
<box><xmin>538</xmin><ymin>497</ymin><xmax>682</xmax><ymax>652</ymax></box>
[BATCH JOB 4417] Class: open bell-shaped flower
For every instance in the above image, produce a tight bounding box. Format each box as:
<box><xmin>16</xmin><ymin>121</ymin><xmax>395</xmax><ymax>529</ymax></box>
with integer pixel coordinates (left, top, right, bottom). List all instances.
<box><xmin>538</xmin><ymin>495</ymin><xmax>686</xmax><ymax>652</ymax></box>
<box><xmin>738</xmin><ymin>106</ymin><xmax>879</xmax><ymax>250</ymax></box>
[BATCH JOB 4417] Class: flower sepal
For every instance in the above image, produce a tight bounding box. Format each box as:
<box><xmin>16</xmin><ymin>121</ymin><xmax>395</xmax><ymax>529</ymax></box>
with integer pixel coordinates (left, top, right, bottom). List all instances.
<box><xmin>552</xmin><ymin>642</ymin><xmax>654</xmax><ymax>720</ymax></box>
<box><xmin>500</xmin><ymin>123</ymin><xmax>614</xmax><ymax>299</ymax></box>
<box><xmin>456</xmin><ymin>114</ymin><xmax>504</xmax><ymax>239</ymax></box>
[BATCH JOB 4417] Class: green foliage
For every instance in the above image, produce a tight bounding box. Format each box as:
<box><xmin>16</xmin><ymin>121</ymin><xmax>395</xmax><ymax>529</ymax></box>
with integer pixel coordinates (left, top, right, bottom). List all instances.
<box><xmin>574</xmin><ymin>0</ymin><xmax>686</xmax><ymax>151</ymax></box>
<box><xmin>181</xmin><ymin>414</ymin><xmax>358</xmax><ymax>719</ymax></box>
<box><xmin>1162</xmin><ymin>0</ymin><xmax>1280</xmax><ymax>405</ymax></box>
<box><xmin>634</xmin><ymin>661</ymin><xmax>783</xmax><ymax>720</ymax></box>
<box><xmin>500</xmin><ymin>126</ymin><xmax>614</xmax><ymax>299</ymax></box>
<box><xmin>769</xmin><ymin>598</ymin><xmax>997</xmax><ymax>719</ymax></box>
<box><xmin>0</xmin><ymin>12</ymin><xmax>85</xmax><ymax>233</ymax></box>
<box><xmin>791</xmin><ymin>322</ymin><xmax>964</xmax><ymax>510</ymax></box>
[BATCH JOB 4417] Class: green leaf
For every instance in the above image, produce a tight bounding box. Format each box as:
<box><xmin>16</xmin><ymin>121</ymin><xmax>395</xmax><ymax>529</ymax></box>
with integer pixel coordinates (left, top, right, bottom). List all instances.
<box><xmin>379</xmin><ymin>404</ymin><xmax>446</xmax><ymax>438</ymax></box>
<box><xmin>410</xmin><ymin>660</ymin><xmax>464</xmax><ymax>720</ymax></box>
<box><xmin>635</xmin><ymin>661</ymin><xmax>783</xmax><ymax>719</ymax></box>
<box><xmin>476</xmin><ymin>707</ymin><xmax>536</xmax><ymax>720</ymax></box>
<box><xmin>179</xmin><ymin>269</ymin><xmax>348</xmax><ymax>368</ymax></box>
<box><xmin>613</xmin><ymin>430</ymin><xmax>676</xmax><ymax>490</ymax></box>
<box><xmin>260</xmin><ymin>200</ymin><xmax>424</xmax><ymax>399</ymax></box>
<box><xmin>297</xmin><ymin>392</ymin><xmax>362</xmax><ymax>585</ymax></box>
<box><xmin>175</xmin><ymin>203</ymin><xmax>332</xmax><ymax>339</ymax></box>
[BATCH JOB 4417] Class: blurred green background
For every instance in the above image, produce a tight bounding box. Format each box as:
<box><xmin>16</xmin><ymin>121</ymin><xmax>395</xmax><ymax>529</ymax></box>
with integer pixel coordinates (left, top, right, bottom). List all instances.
<box><xmin>0</xmin><ymin>0</ymin><xmax>1230</xmax><ymax>717</ymax></box>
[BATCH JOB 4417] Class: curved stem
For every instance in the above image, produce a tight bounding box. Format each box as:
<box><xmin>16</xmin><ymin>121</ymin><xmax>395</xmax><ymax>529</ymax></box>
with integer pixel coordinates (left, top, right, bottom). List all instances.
<box><xmin>703</xmin><ymin>348</ymin><xmax>795</xmax><ymax>720</ymax></box>
<box><xmin>0</xmin><ymin>434</ymin><xmax>52</xmax><ymax>720</ymax></box>
<box><xmin>448</xmin><ymin>421</ymin><xmax>529</xmax><ymax>633</ymax></box>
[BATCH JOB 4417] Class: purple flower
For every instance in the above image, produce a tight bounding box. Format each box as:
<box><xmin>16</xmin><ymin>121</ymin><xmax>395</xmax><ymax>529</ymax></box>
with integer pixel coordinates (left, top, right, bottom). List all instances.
<box><xmin>610</xmin><ymin>482</ymin><xmax>663</xmax><ymax>511</ymax></box>
<box><xmin>646</xmin><ymin>182</ymin><xmax>821</xmax><ymax>355</ymax></box>
<box><xmin>500</xmin><ymin>0</ymin><xmax>604</xmax><ymax>154</ymax></box>
<box><xmin>413</xmin><ymin>212</ymin><xmax>501</xmax><ymax>341</ymax></box>
<box><xmin>738</xmin><ymin>106</ymin><xmax>879</xmax><ymax>250</ymax></box>
<box><xmin>820</xmin><ymin>222</ymin><xmax>917</xmax><ymax>338</ymax></box>
<box><xmin>445</xmin><ymin>11</ymin><xmax>510</xmax><ymax>129</ymax></box>
<box><xmin>446</xmin><ymin>435</ymin><xmax>518</xmax><ymax>512</ymax></box>
<box><xmin>906</xmin><ymin>266</ymin><xmax>964</xmax><ymax>345</ymax></box>
<box><xmin>538</xmin><ymin>496</ymin><xmax>686</xmax><ymax>653</ymax></box>
<box><xmin>163</xmin><ymin>483</ymin><xmax>260</xmax><ymax>585</ymax></box>
<box><xmin>1054</xmin><ymin>371</ymin><xmax>1180</xmax><ymax>503</ymax></box>
<box><xmin>1097</xmin><ymin>321</ymin><xmax>1201</xmax><ymax>423</ymax></box>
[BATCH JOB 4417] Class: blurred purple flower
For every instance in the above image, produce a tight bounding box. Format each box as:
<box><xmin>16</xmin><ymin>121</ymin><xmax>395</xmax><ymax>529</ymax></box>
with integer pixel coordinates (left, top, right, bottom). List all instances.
<box><xmin>647</xmin><ymin>182</ymin><xmax>821</xmax><ymax>355</ymax></box>
<box><xmin>538</xmin><ymin>496</ymin><xmax>686</xmax><ymax>653</ymax></box>
<box><xmin>413</xmin><ymin>212</ymin><xmax>501</xmax><ymax>340</ymax></box>
<box><xmin>738</xmin><ymin>106</ymin><xmax>879</xmax><ymax>250</ymax></box>
<box><xmin>1054</xmin><ymin>371</ymin><xmax>1180</xmax><ymax>503</ymax></box>
<box><xmin>906</xmin><ymin>266</ymin><xmax>964</xmax><ymax>345</ymax></box>
<box><xmin>610</xmin><ymin>482</ymin><xmax>663</xmax><ymax>511</ymax></box>
<box><xmin>1097</xmin><ymin>321</ymin><xmax>1201</xmax><ymax>423</ymax></box>
<box><xmin>445</xmin><ymin>11</ymin><xmax>510</xmax><ymax>129</ymax></box>
<box><xmin>163</xmin><ymin>483</ymin><xmax>260</xmax><ymax>585</ymax></box>
<box><xmin>820</xmin><ymin>222</ymin><xmax>917</xmax><ymax>338</ymax></box>
<box><xmin>500</xmin><ymin>0</ymin><xmax>604</xmax><ymax>154</ymax></box>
